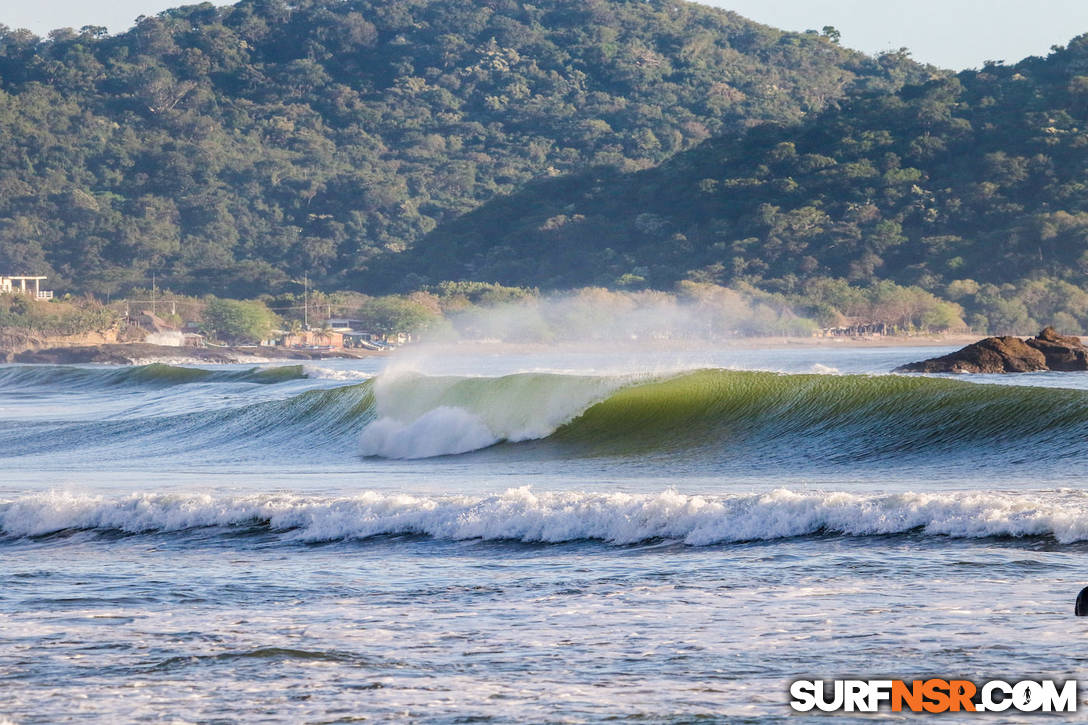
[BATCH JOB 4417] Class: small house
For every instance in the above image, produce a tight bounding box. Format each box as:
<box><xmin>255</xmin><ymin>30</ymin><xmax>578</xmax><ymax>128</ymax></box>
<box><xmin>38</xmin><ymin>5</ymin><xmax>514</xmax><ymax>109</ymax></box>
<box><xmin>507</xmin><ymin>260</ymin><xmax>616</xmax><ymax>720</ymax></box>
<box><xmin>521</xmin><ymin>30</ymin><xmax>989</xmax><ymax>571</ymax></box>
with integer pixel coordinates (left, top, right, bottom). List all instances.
<box><xmin>280</xmin><ymin>330</ymin><xmax>344</xmax><ymax>348</ymax></box>
<box><xmin>325</xmin><ymin>318</ymin><xmax>365</xmax><ymax>332</ymax></box>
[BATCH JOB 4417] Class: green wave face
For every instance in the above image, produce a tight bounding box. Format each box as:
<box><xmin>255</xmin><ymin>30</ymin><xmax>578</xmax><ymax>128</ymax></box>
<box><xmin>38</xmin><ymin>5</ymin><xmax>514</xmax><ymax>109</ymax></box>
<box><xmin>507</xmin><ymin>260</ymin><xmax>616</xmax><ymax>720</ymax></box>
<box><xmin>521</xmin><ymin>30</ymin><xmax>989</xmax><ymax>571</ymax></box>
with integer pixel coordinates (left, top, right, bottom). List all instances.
<box><xmin>545</xmin><ymin>370</ymin><xmax>1088</xmax><ymax>461</ymax></box>
<box><xmin>0</xmin><ymin>363</ymin><xmax>309</xmax><ymax>390</ymax></box>
<box><xmin>116</xmin><ymin>363</ymin><xmax>310</xmax><ymax>386</ymax></box>
<box><xmin>358</xmin><ymin>369</ymin><xmax>1088</xmax><ymax>464</ymax></box>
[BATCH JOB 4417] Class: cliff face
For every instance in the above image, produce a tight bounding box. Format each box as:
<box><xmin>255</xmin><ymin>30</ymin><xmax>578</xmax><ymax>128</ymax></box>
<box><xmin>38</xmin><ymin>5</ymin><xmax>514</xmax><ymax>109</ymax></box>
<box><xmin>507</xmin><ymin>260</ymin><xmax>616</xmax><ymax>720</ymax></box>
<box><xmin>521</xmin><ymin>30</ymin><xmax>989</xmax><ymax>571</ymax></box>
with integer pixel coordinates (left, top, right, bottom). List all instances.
<box><xmin>894</xmin><ymin>327</ymin><xmax>1088</xmax><ymax>373</ymax></box>
<box><xmin>0</xmin><ymin>327</ymin><xmax>121</xmax><ymax>362</ymax></box>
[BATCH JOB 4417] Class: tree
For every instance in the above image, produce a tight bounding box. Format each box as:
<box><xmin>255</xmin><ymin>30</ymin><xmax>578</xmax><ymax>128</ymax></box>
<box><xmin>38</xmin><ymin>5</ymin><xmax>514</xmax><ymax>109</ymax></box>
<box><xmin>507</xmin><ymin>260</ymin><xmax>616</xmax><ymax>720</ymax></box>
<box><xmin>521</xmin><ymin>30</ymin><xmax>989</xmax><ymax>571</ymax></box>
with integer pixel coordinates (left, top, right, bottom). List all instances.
<box><xmin>202</xmin><ymin>297</ymin><xmax>279</xmax><ymax>344</ymax></box>
<box><xmin>355</xmin><ymin>296</ymin><xmax>440</xmax><ymax>335</ymax></box>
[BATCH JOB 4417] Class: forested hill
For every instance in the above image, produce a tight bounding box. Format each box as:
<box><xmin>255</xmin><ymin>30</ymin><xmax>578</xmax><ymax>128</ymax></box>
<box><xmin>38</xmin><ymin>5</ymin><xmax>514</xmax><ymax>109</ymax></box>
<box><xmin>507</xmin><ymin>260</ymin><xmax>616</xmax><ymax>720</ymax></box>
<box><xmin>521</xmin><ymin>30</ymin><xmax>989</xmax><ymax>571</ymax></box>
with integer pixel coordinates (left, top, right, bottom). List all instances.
<box><xmin>398</xmin><ymin>36</ymin><xmax>1088</xmax><ymax>304</ymax></box>
<box><xmin>0</xmin><ymin>0</ymin><xmax>928</xmax><ymax>296</ymax></box>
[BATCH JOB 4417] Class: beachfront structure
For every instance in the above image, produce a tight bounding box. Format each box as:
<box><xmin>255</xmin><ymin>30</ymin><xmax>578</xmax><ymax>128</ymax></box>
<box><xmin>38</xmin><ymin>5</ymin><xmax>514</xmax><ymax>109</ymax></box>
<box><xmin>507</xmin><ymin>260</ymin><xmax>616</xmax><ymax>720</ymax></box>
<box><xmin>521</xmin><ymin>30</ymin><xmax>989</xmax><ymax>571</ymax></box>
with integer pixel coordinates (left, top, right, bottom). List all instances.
<box><xmin>819</xmin><ymin>318</ymin><xmax>888</xmax><ymax>337</ymax></box>
<box><xmin>281</xmin><ymin>329</ymin><xmax>345</xmax><ymax>349</ymax></box>
<box><xmin>1</xmin><ymin>275</ymin><xmax>53</xmax><ymax>300</ymax></box>
<box><xmin>326</xmin><ymin>318</ymin><xmax>364</xmax><ymax>332</ymax></box>
<box><xmin>318</xmin><ymin>319</ymin><xmax>410</xmax><ymax>347</ymax></box>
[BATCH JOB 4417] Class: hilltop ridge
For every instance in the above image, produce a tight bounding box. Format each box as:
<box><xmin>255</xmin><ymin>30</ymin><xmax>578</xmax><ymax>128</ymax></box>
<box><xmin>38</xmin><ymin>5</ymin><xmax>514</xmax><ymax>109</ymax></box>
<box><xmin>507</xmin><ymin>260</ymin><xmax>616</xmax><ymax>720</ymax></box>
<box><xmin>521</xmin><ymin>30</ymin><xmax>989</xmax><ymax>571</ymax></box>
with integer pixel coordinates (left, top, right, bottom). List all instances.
<box><xmin>0</xmin><ymin>0</ymin><xmax>929</xmax><ymax>296</ymax></box>
<box><xmin>392</xmin><ymin>35</ymin><xmax>1088</xmax><ymax>331</ymax></box>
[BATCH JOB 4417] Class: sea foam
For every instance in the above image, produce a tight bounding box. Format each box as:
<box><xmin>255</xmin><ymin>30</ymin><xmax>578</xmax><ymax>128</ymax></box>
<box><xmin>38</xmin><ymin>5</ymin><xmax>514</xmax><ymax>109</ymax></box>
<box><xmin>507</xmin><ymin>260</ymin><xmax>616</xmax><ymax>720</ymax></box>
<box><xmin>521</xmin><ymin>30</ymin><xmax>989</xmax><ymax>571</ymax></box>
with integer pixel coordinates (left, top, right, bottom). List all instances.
<box><xmin>301</xmin><ymin>365</ymin><xmax>374</xmax><ymax>382</ymax></box>
<box><xmin>358</xmin><ymin>370</ymin><xmax>631</xmax><ymax>458</ymax></box>
<box><xmin>4</xmin><ymin>488</ymin><xmax>1088</xmax><ymax>545</ymax></box>
<box><xmin>359</xmin><ymin>406</ymin><xmax>501</xmax><ymax>458</ymax></box>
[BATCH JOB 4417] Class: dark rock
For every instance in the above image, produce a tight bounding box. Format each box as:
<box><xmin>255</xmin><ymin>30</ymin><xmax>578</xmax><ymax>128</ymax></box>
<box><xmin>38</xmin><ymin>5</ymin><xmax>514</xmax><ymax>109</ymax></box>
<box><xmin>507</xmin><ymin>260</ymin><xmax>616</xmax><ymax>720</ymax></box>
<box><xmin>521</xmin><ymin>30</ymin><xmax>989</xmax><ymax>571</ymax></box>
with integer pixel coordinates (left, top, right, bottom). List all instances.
<box><xmin>13</xmin><ymin>345</ymin><xmax>136</xmax><ymax>364</ymax></box>
<box><xmin>11</xmin><ymin>344</ymin><xmax>237</xmax><ymax>364</ymax></box>
<box><xmin>894</xmin><ymin>328</ymin><xmax>1088</xmax><ymax>373</ymax></box>
<box><xmin>1026</xmin><ymin>326</ymin><xmax>1088</xmax><ymax>371</ymax></box>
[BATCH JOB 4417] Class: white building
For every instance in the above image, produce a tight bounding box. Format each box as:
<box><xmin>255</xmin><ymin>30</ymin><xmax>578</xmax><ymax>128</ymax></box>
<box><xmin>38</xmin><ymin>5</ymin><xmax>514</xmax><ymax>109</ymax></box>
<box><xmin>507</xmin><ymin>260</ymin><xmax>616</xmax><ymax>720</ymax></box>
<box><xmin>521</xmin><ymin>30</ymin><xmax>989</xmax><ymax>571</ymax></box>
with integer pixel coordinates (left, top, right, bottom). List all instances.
<box><xmin>0</xmin><ymin>275</ymin><xmax>53</xmax><ymax>299</ymax></box>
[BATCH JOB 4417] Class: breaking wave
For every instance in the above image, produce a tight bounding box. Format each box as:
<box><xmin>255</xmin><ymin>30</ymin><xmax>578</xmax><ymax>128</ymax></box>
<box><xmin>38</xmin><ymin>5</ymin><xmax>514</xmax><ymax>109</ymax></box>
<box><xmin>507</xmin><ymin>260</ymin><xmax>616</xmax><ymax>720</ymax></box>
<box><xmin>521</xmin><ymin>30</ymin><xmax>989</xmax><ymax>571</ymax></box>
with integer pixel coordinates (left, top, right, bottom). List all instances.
<box><xmin>1</xmin><ymin>366</ymin><xmax>1086</xmax><ymax>467</ymax></box>
<box><xmin>4</xmin><ymin>488</ymin><xmax>1088</xmax><ymax>545</ymax></box>
<box><xmin>358</xmin><ymin>371</ymin><xmax>633</xmax><ymax>458</ymax></box>
<box><xmin>358</xmin><ymin>369</ymin><xmax>1088</xmax><ymax>461</ymax></box>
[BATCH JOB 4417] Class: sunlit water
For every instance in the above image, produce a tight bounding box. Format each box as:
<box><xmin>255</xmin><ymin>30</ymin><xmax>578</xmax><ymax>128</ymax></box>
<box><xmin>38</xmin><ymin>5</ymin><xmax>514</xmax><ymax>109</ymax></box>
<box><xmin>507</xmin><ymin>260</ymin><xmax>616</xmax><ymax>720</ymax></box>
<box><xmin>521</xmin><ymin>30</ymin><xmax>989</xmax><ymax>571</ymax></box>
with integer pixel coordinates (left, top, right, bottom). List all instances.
<box><xmin>2</xmin><ymin>344</ymin><xmax>1088</xmax><ymax>722</ymax></box>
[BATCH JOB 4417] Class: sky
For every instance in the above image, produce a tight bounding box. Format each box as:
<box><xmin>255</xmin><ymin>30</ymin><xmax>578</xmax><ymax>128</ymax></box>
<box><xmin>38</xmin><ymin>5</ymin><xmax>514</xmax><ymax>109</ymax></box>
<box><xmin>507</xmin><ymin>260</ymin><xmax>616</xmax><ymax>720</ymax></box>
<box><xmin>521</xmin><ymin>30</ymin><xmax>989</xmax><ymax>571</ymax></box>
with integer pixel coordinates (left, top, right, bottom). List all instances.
<box><xmin>704</xmin><ymin>0</ymin><xmax>1088</xmax><ymax>70</ymax></box>
<box><xmin>3</xmin><ymin>0</ymin><xmax>1088</xmax><ymax>71</ymax></box>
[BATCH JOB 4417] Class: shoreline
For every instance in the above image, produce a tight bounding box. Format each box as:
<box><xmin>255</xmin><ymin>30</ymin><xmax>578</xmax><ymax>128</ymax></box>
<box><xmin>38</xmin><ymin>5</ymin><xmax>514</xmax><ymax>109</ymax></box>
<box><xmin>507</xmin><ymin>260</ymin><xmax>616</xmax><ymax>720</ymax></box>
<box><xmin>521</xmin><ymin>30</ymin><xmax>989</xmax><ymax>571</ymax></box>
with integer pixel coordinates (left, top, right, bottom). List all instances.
<box><xmin>3</xmin><ymin>342</ymin><xmax>385</xmax><ymax>365</ymax></box>
<box><xmin>0</xmin><ymin>333</ymin><xmax>985</xmax><ymax>365</ymax></box>
<box><xmin>397</xmin><ymin>333</ymin><xmax>984</xmax><ymax>358</ymax></box>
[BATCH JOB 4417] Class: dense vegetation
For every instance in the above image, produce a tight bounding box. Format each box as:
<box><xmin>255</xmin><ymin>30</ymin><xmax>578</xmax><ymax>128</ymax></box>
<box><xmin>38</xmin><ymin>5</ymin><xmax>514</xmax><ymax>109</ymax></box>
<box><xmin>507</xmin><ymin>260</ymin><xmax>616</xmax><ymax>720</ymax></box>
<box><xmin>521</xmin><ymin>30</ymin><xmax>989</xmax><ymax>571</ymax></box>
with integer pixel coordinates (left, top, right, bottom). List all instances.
<box><xmin>0</xmin><ymin>293</ymin><xmax>117</xmax><ymax>336</ymax></box>
<box><xmin>5</xmin><ymin>0</ymin><xmax>1088</xmax><ymax>335</ymax></box>
<box><xmin>0</xmin><ymin>0</ymin><xmax>926</xmax><ymax>297</ymax></box>
<box><xmin>127</xmin><ymin>277</ymin><xmax>966</xmax><ymax>345</ymax></box>
<box><xmin>202</xmin><ymin>296</ymin><xmax>279</xmax><ymax>342</ymax></box>
<box><xmin>399</xmin><ymin>36</ymin><xmax>1088</xmax><ymax>332</ymax></box>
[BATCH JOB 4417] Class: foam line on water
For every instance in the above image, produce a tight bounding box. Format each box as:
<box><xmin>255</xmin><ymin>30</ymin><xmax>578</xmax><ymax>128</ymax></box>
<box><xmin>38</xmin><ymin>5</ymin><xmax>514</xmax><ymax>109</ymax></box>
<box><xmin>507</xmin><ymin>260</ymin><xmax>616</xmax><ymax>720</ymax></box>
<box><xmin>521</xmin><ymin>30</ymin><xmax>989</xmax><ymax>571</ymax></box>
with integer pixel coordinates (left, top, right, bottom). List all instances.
<box><xmin>301</xmin><ymin>365</ymin><xmax>374</xmax><ymax>382</ymax></box>
<box><xmin>5</xmin><ymin>488</ymin><xmax>1088</xmax><ymax>545</ymax></box>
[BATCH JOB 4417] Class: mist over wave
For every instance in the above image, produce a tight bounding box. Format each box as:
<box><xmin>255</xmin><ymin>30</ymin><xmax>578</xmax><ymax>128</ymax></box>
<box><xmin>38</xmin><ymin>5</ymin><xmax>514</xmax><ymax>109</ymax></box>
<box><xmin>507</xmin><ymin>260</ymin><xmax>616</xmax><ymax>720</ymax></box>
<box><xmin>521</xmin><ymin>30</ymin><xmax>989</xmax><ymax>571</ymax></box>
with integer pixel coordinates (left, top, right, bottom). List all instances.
<box><xmin>5</xmin><ymin>488</ymin><xmax>1088</xmax><ymax>545</ymax></box>
<box><xmin>440</xmin><ymin>285</ymin><xmax>814</xmax><ymax>343</ymax></box>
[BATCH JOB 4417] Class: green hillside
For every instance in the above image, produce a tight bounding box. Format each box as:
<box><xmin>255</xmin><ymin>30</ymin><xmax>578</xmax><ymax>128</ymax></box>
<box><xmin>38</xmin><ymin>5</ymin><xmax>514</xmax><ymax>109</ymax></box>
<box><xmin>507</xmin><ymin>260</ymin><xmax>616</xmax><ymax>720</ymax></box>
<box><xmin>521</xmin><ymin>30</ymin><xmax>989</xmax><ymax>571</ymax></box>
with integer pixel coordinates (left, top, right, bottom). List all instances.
<box><xmin>396</xmin><ymin>36</ymin><xmax>1088</xmax><ymax>330</ymax></box>
<box><xmin>0</xmin><ymin>0</ymin><xmax>926</xmax><ymax>296</ymax></box>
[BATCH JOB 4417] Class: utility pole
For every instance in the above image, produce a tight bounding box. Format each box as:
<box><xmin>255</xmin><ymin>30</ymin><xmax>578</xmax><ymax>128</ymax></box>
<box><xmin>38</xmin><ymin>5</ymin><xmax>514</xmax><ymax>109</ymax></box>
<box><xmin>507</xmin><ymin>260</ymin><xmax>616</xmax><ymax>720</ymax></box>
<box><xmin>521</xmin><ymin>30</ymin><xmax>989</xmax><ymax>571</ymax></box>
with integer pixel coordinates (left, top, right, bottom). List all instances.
<box><xmin>304</xmin><ymin>275</ymin><xmax>309</xmax><ymax>330</ymax></box>
<box><xmin>151</xmin><ymin>272</ymin><xmax>156</xmax><ymax>315</ymax></box>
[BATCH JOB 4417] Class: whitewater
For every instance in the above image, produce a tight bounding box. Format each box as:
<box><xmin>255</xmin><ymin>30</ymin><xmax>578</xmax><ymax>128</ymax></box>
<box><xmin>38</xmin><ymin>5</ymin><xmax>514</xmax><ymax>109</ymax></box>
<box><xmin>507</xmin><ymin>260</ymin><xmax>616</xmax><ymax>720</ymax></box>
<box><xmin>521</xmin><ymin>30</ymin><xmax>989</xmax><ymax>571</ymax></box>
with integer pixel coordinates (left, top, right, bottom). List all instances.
<box><xmin>2</xmin><ymin>344</ymin><xmax>1088</xmax><ymax>722</ymax></box>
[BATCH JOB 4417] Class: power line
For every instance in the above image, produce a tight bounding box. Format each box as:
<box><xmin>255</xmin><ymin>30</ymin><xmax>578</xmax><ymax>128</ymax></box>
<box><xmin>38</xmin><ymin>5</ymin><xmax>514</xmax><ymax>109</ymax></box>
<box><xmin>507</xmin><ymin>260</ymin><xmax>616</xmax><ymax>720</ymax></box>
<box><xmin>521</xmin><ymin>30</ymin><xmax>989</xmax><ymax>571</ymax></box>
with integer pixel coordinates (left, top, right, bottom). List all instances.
<box><xmin>120</xmin><ymin>300</ymin><xmax>358</xmax><ymax>312</ymax></box>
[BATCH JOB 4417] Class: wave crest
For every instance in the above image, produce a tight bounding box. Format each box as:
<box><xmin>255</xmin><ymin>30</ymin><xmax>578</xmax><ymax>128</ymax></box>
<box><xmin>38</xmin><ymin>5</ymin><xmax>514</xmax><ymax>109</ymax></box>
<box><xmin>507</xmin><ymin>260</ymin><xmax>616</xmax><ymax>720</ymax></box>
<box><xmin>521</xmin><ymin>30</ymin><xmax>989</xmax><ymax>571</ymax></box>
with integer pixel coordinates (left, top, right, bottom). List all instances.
<box><xmin>357</xmin><ymin>369</ymin><xmax>1088</xmax><ymax>461</ymax></box>
<box><xmin>358</xmin><ymin>371</ymin><xmax>631</xmax><ymax>458</ymax></box>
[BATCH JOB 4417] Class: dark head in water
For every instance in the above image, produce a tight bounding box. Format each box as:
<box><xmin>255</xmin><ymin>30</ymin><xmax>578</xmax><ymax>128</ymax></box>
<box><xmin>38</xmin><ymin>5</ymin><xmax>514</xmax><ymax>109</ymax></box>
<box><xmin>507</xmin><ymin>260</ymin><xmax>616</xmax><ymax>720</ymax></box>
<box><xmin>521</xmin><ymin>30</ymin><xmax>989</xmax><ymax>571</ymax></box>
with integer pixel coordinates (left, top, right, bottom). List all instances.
<box><xmin>1076</xmin><ymin>587</ymin><xmax>1088</xmax><ymax>616</ymax></box>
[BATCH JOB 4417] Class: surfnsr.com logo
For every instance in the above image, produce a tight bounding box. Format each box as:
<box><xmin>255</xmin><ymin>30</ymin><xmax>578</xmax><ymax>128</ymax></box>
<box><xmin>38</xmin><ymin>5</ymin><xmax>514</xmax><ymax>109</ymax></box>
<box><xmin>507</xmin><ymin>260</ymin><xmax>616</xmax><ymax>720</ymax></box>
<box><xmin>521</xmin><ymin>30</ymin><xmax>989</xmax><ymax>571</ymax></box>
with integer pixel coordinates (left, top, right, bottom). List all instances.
<box><xmin>790</xmin><ymin>679</ymin><xmax>1077</xmax><ymax>713</ymax></box>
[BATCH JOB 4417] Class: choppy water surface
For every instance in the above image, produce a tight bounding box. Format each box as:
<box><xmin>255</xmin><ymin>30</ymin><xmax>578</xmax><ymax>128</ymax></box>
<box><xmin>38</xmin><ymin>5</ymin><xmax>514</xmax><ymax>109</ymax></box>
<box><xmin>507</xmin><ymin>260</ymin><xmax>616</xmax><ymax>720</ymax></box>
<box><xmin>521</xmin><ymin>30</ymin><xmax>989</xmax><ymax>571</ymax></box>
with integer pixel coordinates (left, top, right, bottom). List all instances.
<box><xmin>2</xmin><ymin>345</ymin><xmax>1088</xmax><ymax>722</ymax></box>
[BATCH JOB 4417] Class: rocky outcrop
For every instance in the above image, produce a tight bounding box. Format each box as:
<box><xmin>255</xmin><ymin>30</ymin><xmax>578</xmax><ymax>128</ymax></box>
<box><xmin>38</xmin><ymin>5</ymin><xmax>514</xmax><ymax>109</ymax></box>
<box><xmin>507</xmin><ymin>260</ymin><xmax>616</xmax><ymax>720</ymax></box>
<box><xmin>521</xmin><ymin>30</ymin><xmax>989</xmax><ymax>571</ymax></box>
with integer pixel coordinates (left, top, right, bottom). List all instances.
<box><xmin>12</xmin><ymin>344</ymin><xmax>229</xmax><ymax>364</ymax></box>
<box><xmin>1027</xmin><ymin>326</ymin><xmax>1088</xmax><ymax>370</ymax></box>
<box><xmin>894</xmin><ymin>327</ymin><xmax>1088</xmax><ymax>373</ymax></box>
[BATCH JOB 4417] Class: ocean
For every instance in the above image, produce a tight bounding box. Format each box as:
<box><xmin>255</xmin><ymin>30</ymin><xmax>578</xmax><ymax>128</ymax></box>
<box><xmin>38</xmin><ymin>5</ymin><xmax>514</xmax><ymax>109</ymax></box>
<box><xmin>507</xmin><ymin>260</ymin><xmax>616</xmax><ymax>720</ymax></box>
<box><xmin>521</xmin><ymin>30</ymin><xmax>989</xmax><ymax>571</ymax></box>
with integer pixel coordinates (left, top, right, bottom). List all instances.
<box><xmin>2</xmin><ymin>344</ymin><xmax>1087</xmax><ymax>722</ymax></box>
